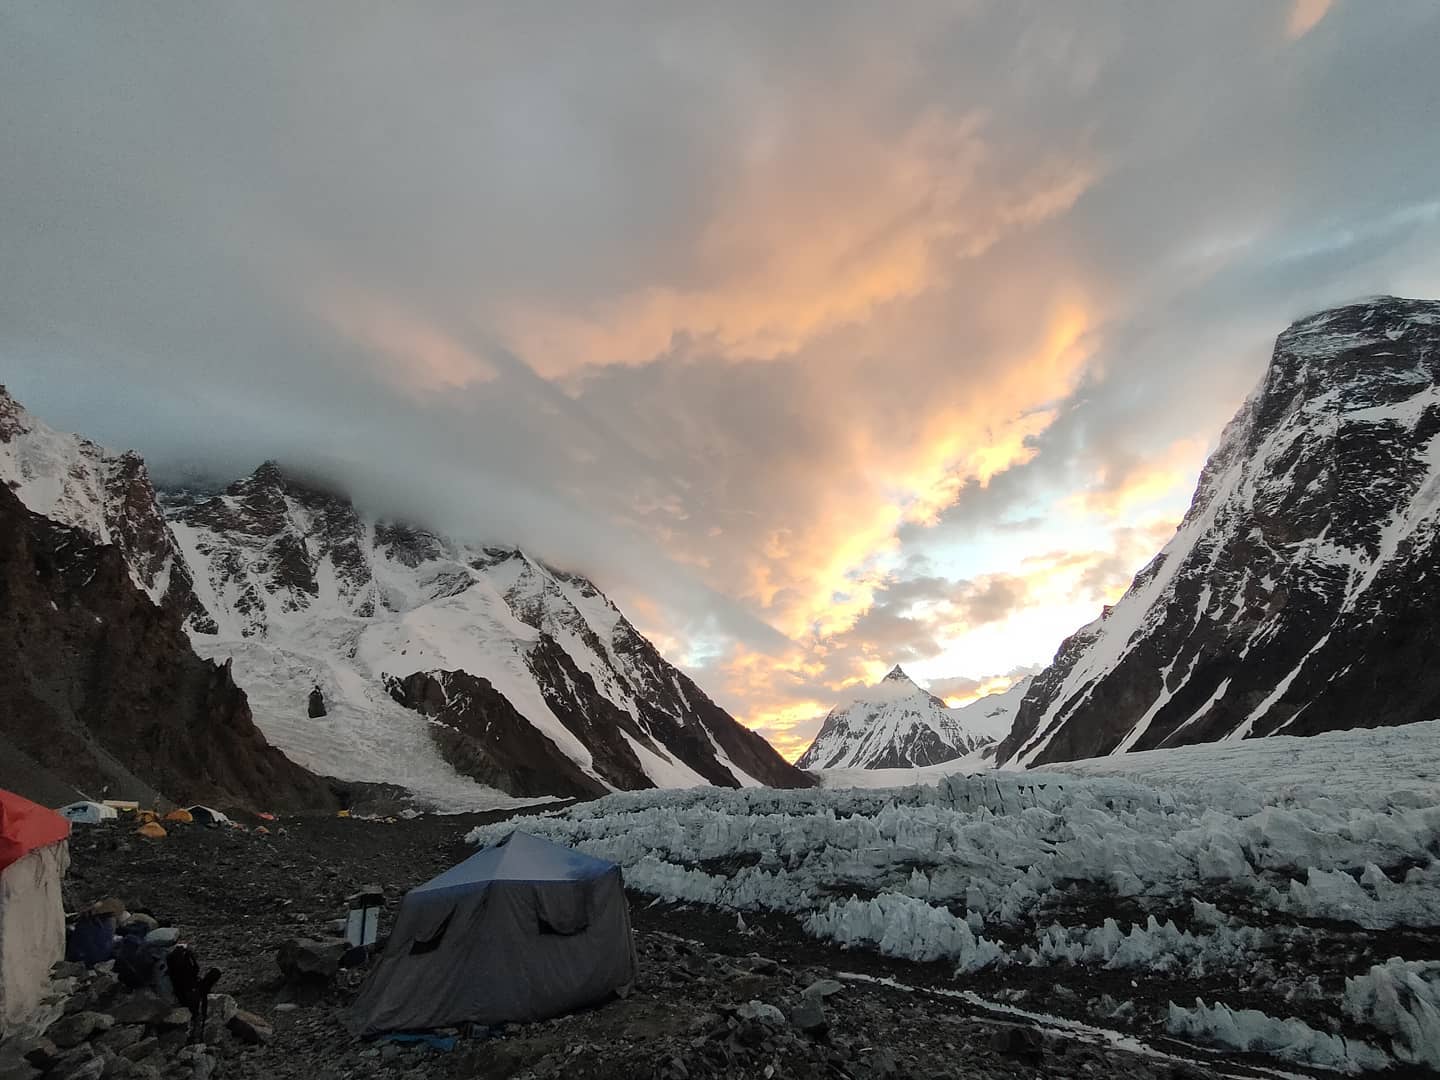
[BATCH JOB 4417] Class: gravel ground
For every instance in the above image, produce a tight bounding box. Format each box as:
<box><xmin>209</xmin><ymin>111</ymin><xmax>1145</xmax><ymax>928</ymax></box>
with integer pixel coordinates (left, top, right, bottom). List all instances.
<box><xmin>52</xmin><ymin>812</ymin><xmax>1386</xmax><ymax>1080</ymax></box>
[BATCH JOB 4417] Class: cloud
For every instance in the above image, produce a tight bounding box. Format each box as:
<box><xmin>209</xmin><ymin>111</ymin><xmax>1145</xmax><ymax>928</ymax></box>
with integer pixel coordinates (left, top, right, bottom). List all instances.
<box><xmin>1287</xmin><ymin>0</ymin><xmax>1333</xmax><ymax>40</ymax></box>
<box><xmin>3</xmin><ymin>2</ymin><xmax>1439</xmax><ymax>761</ymax></box>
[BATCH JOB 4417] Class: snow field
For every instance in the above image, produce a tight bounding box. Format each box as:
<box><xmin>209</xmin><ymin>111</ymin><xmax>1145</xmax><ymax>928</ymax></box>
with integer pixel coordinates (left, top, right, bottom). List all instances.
<box><xmin>468</xmin><ymin>768</ymin><xmax>1440</xmax><ymax>1072</ymax></box>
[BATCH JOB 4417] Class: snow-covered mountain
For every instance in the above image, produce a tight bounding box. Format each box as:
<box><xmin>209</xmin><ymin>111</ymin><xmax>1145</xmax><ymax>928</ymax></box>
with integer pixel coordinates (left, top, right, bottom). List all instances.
<box><xmin>946</xmin><ymin>675</ymin><xmax>1032</xmax><ymax>744</ymax></box>
<box><xmin>0</xmin><ymin>388</ymin><xmax>208</xmax><ymax>626</ymax></box>
<box><xmin>0</xmin><ymin>387</ymin><xmax>338</xmax><ymax>810</ymax></box>
<box><xmin>999</xmin><ymin>296</ymin><xmax>1440</xmax><ymax>767</ymax></box>
<box><xmin>795</xmin><ymin>665</ymin><xmax>995</xmax><ymax>770</ymax></box>
<box><xmin>162</xmin><ymin>460</ymin><xmax>809</xmax><ymax>800</ymax></box>
<box><xmin>0</xmin><ymin>388</ymin><xmax>809</xmax><ymax>805</ymax></box>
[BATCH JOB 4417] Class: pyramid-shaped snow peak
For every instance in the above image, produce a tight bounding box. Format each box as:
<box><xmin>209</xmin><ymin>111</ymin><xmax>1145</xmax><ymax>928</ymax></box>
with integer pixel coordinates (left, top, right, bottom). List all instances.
<box><xmin>795</xmin><ymin>665</ymin><xmax>994</xmax><ymax>771</ymax></box>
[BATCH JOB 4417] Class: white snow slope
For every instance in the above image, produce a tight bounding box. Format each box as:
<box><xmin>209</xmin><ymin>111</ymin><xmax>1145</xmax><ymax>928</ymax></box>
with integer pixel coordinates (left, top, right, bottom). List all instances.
<box><xmin>796</xmin><ymin>666</ymin><xmax>995</xmax><ymax>770</ymax></box>
<box><xmin>946</xmin><ymin>675</ymin><xmax>1032</xmax><ymax>742</ymax></box>
<box><xmin>479</xmin><ymin>718</ymin><xmax>1440</xmax><ymax>1073</ymax></box>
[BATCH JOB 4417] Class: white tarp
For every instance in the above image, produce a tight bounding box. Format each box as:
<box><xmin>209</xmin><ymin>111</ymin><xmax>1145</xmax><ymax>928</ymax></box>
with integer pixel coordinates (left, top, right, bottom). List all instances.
<box><xmin>58</xmin><ymin>801</ymin><xmax>117</xmax><ymax>824</ymax></box>
<box><xmin>0</xmin><ymin>841</ymin><xmax>70</xmax><ymax>1037</ymax></box>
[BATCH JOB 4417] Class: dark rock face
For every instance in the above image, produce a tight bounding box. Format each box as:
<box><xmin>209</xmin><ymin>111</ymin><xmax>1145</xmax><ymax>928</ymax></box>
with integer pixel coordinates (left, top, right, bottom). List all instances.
<box><xmin>999</xmin><ymin>297</ymin><xmax>1440</xmax><ymax>767</ymax></box>
<box><xmin>384</xmin><ymin>670</ymin><xmax>608</xmax><ymax>799</ymax></box>
<box><xmin>307</xmin><ymin>686</ymin><xmax>326</xmax><ymax>718</ymax></box>
<box><xmin>168</xmin><ymin>462</ymin><xmax>377</xmax><ymax>636</ymax></box>
<box><xmin>0</xmin><ymin>484</ymin><xmax>336</xmax><ymax>810</ymax></box>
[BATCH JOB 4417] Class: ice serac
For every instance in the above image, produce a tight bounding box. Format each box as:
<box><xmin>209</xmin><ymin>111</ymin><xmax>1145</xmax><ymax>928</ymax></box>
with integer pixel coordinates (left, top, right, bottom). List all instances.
<box><xmin>796</xmin><ymin>665</ymin><xmax>995</xmax><ymax>770</ymax></box>
<box><xmin>999</xmin><ymin>296</ymin><xmax>1440</xmax><ymax>767</ymax></box>
<box><xmin>165</xmin><ymin>461</ymin><xmax>812</xmax><ymax>799</ymax></box>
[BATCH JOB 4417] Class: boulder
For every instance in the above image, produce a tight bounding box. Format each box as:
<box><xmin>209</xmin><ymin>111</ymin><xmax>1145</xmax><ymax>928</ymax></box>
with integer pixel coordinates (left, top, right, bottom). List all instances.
<box><xmin>156</xmin><ymin>1008</ymin><xmax>192</xmax><ymax>1029</ymax></box>
<box><xmin>19</xmin><ymin>1038</ymin><xmax>60</xmax><ymax>1070</ymax></box>
<box><xmin>205</xmin><ymin>994</ymin><xmax>238</xmax><ymax>1025</ymax></box>
<box><xmin>789</xmin><ymin>997</ymin><xmax>828</xmax><ymax>1035</ymax></box>
<box><xmin>276</xmin><ymin>938</ymin><xmax>346</xmax><ymax>983</ymax></box>
<box><xmin>93</xmin><ymin>1026</ymin><xmax>143</xmax><ymax>1053</ymax></box>
<box><xmin>107</xmin><ymin>992</ymin><xmax>174</xmax><ymax>1025</ymax></box>
<box><xmin>226</xmin><ymin>1010</ymin><xmax>272</xmax><ymax>1046</ymax></box>
<box><xmin>46</xmin><ymin>1044</ymin><xmax>105</xmax><ymax>1080</ymax></box>
<box><xmin>308</xmin><ymin>687</ymin><xmax>326</xmax><ymax>718</ymax></box>
<box><xmin>45</xmin><ymin>1011</ymin><xmax>114</xmax><ymax>1049</ymax></box>
<box><xmin>989</xmin><ymin>1025</ymin><xmax>1044</xmax><ymax>1060</ymax></box>
<box><xmin>802</xmin><ymin>978</ymin><xmax>844</xmax><ymax>999</ymax></box>
<box><xmin>118</xmin><ymin>1039</ymin><xmax>160</xmax><ymax>1064</ymax></box>
<box><xmin>734</xmin><ymin>1000</ymin><xmax>784</xmax><ymax>1026</ymax></box>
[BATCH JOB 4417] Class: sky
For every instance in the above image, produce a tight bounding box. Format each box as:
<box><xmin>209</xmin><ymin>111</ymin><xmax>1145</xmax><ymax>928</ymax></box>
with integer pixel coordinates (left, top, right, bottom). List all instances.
<box><xmin>4</xmin><ymin>2</ymin><xmax>1440</xmax><ymax>760</ymax></box>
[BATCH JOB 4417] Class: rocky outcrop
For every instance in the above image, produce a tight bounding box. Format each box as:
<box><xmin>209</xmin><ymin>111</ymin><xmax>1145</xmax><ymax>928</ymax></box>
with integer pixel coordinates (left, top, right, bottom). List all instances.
<box><xmin>0</xmin><ymin>484</ymin><xmax>336</xmax><ymax>810</ymax></box>
<box><xmin>0</xmin><ymin>385</ymin><xmax>213</xmax><ymax>633</ymax></box>
<box><xmin>999</xmin><ymin>297</ymin><xmax>1440</xmax><ymax>766</ymax></box>
<box><xmin>383</xmin><ymin>670</ymin><xmax>608</xmax><ymax>799</ymax></box>
<box><xmin>796</xmin><ymin>665</ymin><xmax>993</xmax><ymax>770</ymax></box>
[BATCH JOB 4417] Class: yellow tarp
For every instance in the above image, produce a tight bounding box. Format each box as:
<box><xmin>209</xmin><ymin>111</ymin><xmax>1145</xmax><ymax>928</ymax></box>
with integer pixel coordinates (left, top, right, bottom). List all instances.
<box><xmin>136</xmin><ymin>822</ymin><xmax>167</xmax><ymax>840</ymax></box>
<box><xmin>163</xmin><ymin>808</ymin><xmax>193</xmax><ymax>823</ymax></box>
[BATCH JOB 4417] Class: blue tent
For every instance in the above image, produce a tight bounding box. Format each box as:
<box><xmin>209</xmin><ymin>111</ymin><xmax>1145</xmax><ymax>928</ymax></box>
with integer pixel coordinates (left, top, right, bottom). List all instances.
<box><xmin>413</xmin><ymin>830</ymin><xmax>616</xmax><ymax>895</ymax></box>
<box><xmin>351</xmin><ymin>831</ymin><xmax>637</xmax><ymax>1034</ymax></box>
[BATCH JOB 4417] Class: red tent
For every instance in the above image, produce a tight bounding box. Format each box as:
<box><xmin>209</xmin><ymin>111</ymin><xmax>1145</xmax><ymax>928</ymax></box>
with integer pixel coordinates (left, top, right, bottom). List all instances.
<box><xmin>0</xmin><ymin>789</ymin><xmax>71</xmax><ymax>872</ymax></box>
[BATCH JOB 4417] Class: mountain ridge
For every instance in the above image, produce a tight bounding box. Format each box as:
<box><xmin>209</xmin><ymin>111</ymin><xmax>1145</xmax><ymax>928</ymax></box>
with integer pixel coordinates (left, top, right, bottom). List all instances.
<box><xmin>998</xmin><ymin>296</ymin><xmax>1440</xmax><ymax>766</ymax></box>
<box><xmin>0</xmin><ymin>387</ymin><xmax>809</xmax><ymax>806</ymax></box>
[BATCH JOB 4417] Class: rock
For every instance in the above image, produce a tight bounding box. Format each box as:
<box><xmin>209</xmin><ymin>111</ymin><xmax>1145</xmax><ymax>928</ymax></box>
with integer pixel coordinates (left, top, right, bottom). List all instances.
<box><xmin>120</xmin><ymin>914</ymin><xmax>157</xmax><ymax>934</ymax></box>
<box><xmin>989</xmin><ymin>1025</ymin><xmax>1044</xmax><ymax>1059</ymax></box>
<box><xmin>46</xmin><ymin>1011</ymin><xmax>114</xmax><ymax>1049</ymax></box>
<box><xmin>118</xmin><ymin>1039</ymin><xmax>160</xmax><ymax>1064</ymax></box>
<box><xmin>734</xmin><ymin>1001</ymin><xmax>785</xmax><ymax>1026</ymax></box>
<box><xmin>735</xmin><ymin>1020</ymin><xmax>768</xmax><ymax>1048</ymax></box>
<box><xmin>206</xmin><ymin>994</ymin><xmax>238</xmax><ymax>1025</ymax></box>
<box><xmin>737</xmin><ymin>955</ymin><xmax>780</xmax><ymax>975</ymax></box>
<box><xmin>94</xmin><ymin>1026</ymin><xmax>144</xmax><ymax>1053</ymax></box>
<box><xmin>0</xmin><ymin>1063</ymin><xmax>41</xmax><ymax>1080</ymax></box>
<box><xmin>47</xmin><ymin>1044</ymin><xmax>105</xmax><ymax>1080</ymax></box>
<box><xmin>789</xmin><ymin>997</ymin><xmax>828</xmax><ymax>1035</ymax></box>
<box><xmin>308</xmin><ymin>686</ymin><xmax>327</xmax><ymax>718</ymax></box>
<box><xmin>856</xmin><ymin>1047</ymin><xmax>899</xmax><ymax>1079</ymax></box>
<box><xmin>801</xmin><ymin>978</ymin><xmax>844</xmax><ymax>999</ymax></box>
<box><xmin>52</xmin><ymin>961</ymin><xmax>88</xmax><ymax>979</ymax></box>
<box><xmin>156</xmin><ymin>1008</ymin><xmax>191</xmax><ymax>1028</ymax></box>
<box><xmin>276</xmin><ymin>937</ymin><xmax>347</xmax><ymax>983</ymax></box>
<box><xmin>226</xmin><ymin>1010</ymin><xmax>273</xmax><ymax>1045</ymax></box>
<box><xmin>88</xmin><ymin>973</ymin><xmax>120</xmax><ymax>1005</ymax></box>
<box><xmin>107</xmin><ymin>993</ymin><xmax>174</xmax><ymax>1025</ymax></box>
<box><xmin>141</xmin><ymin>927</ymin><xmax>178</xmax><ymax>948</ymax></box>
<box><xmin>17</xmin><ymin>1038</ymin><xmax>59</xmax><ymax>1070</ymax></box>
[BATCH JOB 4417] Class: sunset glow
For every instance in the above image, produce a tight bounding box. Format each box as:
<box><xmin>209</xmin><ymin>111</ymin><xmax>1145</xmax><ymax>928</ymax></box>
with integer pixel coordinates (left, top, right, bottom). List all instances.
<box><xmin>7</xmin><ymin>2</ymin><xmax>1440</xmax><ymax>762</ymax></box>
